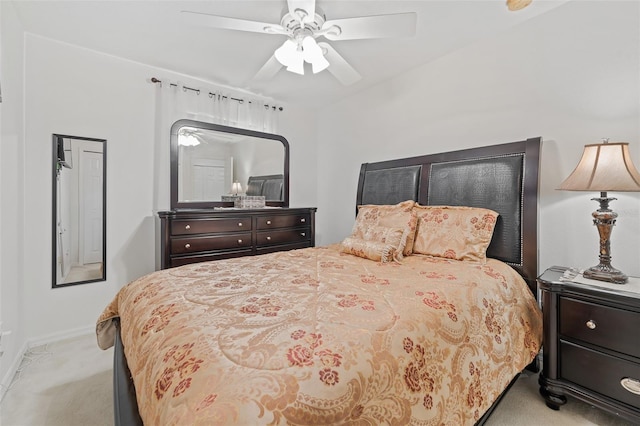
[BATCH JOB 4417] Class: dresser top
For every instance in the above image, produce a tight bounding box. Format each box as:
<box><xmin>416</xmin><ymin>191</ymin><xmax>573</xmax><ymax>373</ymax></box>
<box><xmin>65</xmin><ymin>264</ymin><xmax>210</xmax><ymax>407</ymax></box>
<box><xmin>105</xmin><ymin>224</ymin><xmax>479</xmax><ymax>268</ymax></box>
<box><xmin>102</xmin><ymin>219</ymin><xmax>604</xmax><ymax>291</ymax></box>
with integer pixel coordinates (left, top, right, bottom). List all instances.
<box><xmin>158</xmin><ymin>207</ymin><xmax>317</xmax><ymax>217</ymax></box>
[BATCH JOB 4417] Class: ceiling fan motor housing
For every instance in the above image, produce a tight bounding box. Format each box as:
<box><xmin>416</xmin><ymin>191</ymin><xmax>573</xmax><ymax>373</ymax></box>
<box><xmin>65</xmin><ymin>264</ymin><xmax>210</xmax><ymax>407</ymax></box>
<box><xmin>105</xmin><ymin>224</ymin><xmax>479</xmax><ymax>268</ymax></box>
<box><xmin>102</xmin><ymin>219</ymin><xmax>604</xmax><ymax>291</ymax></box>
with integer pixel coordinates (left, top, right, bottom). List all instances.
<box><xmin>279</xmin><ymin>8</ymin><xmax>340</xmax><ymax>41</ymax></box>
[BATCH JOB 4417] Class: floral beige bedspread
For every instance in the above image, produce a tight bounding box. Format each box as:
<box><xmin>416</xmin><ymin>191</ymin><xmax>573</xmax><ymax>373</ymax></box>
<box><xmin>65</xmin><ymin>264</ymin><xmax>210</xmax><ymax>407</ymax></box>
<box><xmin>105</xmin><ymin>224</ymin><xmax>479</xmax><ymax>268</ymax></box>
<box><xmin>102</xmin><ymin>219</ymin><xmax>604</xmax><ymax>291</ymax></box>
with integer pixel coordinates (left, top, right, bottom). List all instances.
<box><xmin>97</xmin><ymin>245</ymin><xmax>542</xmax><ymax>425</ymax></box>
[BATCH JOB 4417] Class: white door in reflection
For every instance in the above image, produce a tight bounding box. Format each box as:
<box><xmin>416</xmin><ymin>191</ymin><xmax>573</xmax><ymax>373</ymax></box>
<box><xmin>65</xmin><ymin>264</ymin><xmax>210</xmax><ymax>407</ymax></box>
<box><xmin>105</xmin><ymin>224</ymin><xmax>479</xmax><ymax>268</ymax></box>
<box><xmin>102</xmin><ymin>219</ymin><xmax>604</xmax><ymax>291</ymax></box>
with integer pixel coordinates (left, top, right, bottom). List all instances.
<box><xmin>192</xmin><ymin>159</ymin><xmax>227</xmax><ymax>201</ymax></box>
<box><xmin>80</xmin><ymin>150</ymin><xmax>103</xmax><ymax>264</ymax></box>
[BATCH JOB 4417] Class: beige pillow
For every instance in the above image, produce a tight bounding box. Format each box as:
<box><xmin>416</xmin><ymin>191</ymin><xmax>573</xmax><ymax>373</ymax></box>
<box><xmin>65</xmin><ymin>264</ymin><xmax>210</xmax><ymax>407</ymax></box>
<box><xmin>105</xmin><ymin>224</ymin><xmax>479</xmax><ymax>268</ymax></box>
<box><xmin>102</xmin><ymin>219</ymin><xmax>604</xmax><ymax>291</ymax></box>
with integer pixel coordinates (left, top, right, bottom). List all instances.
<box><xmin>351</xmin><ymin>200</ymin><xmax>418</xmax><ymax>257</ymax></box>
<box><xmin>340</xmin><ymin>235</ymin><xmax>399</xmax><ymax>263</ymax></box>
<box><xmin>412</xmin><ymin>205</ymin><xmax>499</xmax><ymax>263</ymax></box>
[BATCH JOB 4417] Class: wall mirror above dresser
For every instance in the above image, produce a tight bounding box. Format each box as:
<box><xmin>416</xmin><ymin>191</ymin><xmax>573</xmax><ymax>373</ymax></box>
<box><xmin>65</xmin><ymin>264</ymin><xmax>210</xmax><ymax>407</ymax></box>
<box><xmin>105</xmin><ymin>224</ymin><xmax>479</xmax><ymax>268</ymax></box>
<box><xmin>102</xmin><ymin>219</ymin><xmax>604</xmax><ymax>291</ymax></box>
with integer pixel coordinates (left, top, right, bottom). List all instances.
<box><xmin>52</xmin><ymin>134</ymin><xmax>106</xmax><ymax>288</ymax></box>
<box><xmin>171</xmin><ymin>119</ymin><xmax>289</xmax><ymax>209</ymax></box>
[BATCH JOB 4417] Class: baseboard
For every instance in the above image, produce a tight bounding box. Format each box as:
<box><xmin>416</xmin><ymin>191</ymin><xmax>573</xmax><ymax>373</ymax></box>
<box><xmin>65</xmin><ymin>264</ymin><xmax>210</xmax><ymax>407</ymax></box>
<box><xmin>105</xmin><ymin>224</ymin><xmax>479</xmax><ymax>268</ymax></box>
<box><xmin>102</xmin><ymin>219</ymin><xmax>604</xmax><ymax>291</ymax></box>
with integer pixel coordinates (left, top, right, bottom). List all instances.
<box><xmin>0</xmin><ymin>340</ymin><xmax>28</xmax><ymax>402</ymax></box>
<box><xmin>26</xmin><ymin>324</ymin><xmax>95</xmax><ymax>348</ymax></box>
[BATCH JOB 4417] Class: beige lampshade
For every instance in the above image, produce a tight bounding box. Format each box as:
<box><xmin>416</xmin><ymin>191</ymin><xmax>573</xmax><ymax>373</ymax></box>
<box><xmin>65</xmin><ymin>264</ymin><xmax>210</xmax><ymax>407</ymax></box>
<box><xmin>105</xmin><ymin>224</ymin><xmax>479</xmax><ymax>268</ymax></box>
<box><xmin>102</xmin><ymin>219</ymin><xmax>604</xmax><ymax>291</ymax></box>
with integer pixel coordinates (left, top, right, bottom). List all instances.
<box><xmin>507</xmin><ymin>0</ymin><xmax>533</xmax><ymax>11</ymax></box>
<box><xmin>558</xmin><ymin>142</ymin><xmax>640</xmax><ymax>192</ymax></box>
<box><xmin>231</xmin><ymin>181</ymin><xmax>243</xmax><ymax>194</ymax></box>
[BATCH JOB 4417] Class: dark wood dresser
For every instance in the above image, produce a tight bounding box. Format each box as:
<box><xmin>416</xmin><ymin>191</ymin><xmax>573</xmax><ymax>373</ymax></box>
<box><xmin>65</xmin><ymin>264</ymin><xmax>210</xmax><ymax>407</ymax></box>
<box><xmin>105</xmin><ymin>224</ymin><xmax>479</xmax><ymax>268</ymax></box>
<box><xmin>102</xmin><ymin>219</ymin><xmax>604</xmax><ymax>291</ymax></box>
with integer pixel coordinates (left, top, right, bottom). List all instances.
<box><xmin>158</xmin><ymin>208</ymin><xmax>316</xmax><ymax>269</ymax></box>
<box><xmin>538</xmin><ymin>266</ymin><xmax>640</xmax><ymax>423</ymax></box>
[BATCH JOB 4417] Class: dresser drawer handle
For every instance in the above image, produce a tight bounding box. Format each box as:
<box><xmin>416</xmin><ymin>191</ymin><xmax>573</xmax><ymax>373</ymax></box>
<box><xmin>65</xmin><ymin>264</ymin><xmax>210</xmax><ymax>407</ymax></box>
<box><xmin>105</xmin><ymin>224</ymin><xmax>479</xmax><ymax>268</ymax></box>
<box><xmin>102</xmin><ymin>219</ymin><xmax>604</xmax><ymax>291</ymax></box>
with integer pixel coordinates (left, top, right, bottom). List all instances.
<box><xmin>237</xmin><ymin>239</ymin><xmax>243</xmax><ymax>244</ymax></box>
<box><xmin>620</xmin><ymin>378</ymin><xmax>640</xmax><ymax>395</ymax></box>
<box><xmin>300</xmin><ymin>232</ymin><xmax>306</xmax><ymax>237</ymax></box>
<box><xmin>238</xmin><ymin>222</ymin><xmax>243</xmax><ymax>227</ymax></box>
<box><xmin>266</xmin><ymin>236</ymin><xmax>271</xmax><ymax>241</ymax></box>
<box><xmin>586</xmin><ymin>320</ymin><xmax>596</xmax><ymax>330</ymax></box>
<box><xmin>185</xmin><ymin>224</ymin><xmax>191</xmax><ymax>230</ymax></box>
<box><xmin>266</xmin><ymin>220</ymin><xmax>272</xmax><ymax>225</ymax></box>
<box><xmin>300</xmin><ymin>218</ymin><xmax>306</xmax><ymax>223</ymax></box>
<box><xmin>185</xmin><ymin>243</ymin><xmax>191</xmax><ymax>249</ymax></box>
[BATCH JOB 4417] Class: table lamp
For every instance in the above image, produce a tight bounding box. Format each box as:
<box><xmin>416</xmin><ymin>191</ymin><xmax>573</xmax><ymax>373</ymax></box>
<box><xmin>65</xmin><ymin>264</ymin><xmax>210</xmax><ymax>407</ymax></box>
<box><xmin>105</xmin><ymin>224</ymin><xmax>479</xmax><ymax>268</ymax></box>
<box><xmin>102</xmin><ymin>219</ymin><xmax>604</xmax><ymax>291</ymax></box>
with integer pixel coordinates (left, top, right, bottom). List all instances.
<box><xmin>558</xmin><ymin>139</ymin><xmax>640</xmax><ymax>284</ymax></box>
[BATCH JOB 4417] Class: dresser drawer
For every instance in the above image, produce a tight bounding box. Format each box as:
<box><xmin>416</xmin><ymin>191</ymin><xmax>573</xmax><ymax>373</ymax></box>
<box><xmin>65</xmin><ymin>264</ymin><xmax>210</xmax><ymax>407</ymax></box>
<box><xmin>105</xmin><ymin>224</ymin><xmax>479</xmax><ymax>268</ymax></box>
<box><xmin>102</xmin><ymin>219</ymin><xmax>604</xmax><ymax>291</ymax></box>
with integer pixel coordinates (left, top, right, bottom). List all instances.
<box><xmin>171</xmin><ymin>234</ymin><xmax>252</xmax><ymax>254</ymax></box>
<box><xmin>170</xmin><ymin>249</ymin><xmax>253</xmax><ymax>267</ymax></box>
<box><xmin>257</xmin><ymin>229</ymin><xmax>310</xmax><ymax>246</ymax></box>
<box><xmin>171</xmin><ymin>218</ymin><xmax>251</xmax><ymax>236</ymax></box>
<box><xmin>256</xmin><ymin>214</ymin><xmax>310</xmax><ymax>230</ymax></box>
<box><xmin>561</xmin><ymin>341</ymin><xmax>640</xmax><ymax>409</ymax></box>
<box><xmin>560</xmin><ymin>297</ymin><xmax>640</xmax><ymax>358</ymax></box>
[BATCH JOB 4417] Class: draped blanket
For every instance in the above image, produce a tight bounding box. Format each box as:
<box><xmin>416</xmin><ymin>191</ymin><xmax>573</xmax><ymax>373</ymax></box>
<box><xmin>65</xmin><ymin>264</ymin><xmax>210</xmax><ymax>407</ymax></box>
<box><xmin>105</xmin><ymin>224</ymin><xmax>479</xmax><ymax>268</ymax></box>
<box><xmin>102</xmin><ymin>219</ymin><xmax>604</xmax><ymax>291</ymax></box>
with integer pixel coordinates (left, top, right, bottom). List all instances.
<box><xmin>97</xmin><ymin>245</ymin><xmax>542</xmax><ymax>425</ymax></box>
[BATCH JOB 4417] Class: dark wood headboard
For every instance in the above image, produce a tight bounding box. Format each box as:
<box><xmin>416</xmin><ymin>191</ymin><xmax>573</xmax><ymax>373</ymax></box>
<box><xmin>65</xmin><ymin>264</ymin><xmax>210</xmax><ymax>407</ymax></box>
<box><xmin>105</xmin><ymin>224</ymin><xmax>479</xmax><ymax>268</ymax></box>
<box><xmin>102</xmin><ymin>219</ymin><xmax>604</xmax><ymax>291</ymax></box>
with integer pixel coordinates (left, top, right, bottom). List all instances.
<box><xmin>356</xmin><ymin>137</ymin><xmax>541</xmax><ymax>294</ymax></box>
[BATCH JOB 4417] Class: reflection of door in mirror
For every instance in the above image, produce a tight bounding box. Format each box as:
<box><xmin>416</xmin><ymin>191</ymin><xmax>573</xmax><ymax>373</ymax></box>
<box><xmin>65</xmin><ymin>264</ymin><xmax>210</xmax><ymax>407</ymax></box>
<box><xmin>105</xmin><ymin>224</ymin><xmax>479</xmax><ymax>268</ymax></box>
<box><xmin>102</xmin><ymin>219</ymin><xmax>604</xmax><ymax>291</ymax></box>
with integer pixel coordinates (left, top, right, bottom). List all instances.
<box><xmin>52</xmin><ymin>134</ymin><xmax>106</xmax><ymax>288</ymax></box>
<box><xmin>178</xmin><ymin>138</ymin><xmax>231</xmax><ymax>202</ymax></box>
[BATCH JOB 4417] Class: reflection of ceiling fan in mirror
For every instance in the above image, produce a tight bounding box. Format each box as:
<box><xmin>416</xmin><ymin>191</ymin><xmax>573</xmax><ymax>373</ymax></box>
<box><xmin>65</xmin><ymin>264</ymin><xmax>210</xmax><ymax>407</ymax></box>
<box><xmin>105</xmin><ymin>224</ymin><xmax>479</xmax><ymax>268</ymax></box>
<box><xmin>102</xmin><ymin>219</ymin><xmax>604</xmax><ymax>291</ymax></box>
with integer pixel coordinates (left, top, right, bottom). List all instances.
<box><xmin>179</xmin><ymin>127</ymin><xmax>247</xmax><ymax>147</ymax></box>
<box><xmin>182</xmin><ymin>0</ymin><xmax>417</xmax><ymax>85</ymax></box>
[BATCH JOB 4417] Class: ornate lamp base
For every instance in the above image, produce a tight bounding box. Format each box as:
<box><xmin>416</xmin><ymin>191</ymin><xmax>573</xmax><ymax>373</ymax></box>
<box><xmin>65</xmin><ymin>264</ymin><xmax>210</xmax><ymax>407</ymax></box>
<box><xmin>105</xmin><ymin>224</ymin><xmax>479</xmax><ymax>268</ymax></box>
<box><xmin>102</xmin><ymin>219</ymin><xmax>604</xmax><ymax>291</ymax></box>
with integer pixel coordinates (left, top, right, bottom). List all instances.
<box><xmin>583</xmin><ymin>265</ymin><xmax>628</xmax><ymax>284</ymax></box>
<box><xmin>586</xmin><ymin>194</ymin><xmax>628</xmax><ymax>285</ymax></box>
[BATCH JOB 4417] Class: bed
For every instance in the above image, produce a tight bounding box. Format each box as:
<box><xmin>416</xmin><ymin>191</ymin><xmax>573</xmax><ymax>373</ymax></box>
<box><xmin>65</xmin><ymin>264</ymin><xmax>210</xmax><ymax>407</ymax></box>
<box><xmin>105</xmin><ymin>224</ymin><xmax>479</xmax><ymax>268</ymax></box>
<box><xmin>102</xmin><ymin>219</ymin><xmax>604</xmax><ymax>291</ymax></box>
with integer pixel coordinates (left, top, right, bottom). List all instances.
<box><xmin>97</xmin><ymin>137</ymin><xmax>542</xmax><ymax>425</ymax></box>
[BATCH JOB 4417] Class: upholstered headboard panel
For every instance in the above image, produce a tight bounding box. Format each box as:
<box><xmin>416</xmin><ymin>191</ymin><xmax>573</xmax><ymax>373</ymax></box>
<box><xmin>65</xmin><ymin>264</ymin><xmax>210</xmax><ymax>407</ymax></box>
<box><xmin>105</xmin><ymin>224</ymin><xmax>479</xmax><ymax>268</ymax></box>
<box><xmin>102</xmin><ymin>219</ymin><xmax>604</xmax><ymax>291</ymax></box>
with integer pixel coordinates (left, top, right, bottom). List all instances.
<box><xmin>356</xmin><ymin>138</ymin><xmax>541</xmax><ymax>293</ymax></box>
<box><xmin>246</xmin><ymin>174</ymin><xmax>284</xmax><ymax>200</ymax></box>
<box><xmin>427</xmin><ymin>155</ymin><xmax>523</xmax><ymax>265</ymax></box>
<box><xmin>360</xmin><ymin>166</ymin><xmax>421</xmax><ymax>205</ymax></box>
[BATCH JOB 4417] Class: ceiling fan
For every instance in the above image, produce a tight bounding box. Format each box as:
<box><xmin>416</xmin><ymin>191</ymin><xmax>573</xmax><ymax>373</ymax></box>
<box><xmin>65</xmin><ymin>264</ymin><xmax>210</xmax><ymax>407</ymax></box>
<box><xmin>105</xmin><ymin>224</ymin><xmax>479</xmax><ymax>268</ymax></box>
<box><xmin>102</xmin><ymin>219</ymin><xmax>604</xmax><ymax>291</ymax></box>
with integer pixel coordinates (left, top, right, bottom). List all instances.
<box><xmin>182</xmin><ymin>0</ymin><xmax>417</xmax><ymax>85</ymax></box>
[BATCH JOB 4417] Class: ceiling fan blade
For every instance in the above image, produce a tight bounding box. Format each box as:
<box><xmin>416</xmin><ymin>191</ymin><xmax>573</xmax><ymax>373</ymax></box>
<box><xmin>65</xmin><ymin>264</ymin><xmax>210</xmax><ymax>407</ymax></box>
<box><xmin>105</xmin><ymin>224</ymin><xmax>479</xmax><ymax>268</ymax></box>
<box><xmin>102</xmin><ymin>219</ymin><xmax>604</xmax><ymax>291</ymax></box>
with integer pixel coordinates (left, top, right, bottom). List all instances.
<box><xmin>181</xmin><ymin>11</ymin><xmax>284</xmax><ymax>34</ymax></box>
<box><xmin>318</xmin><ymin>42</ymin><xmax>361</xmax><ymax>86</ymax></box>
<box><xmin>287</xmin><ymin>0</ymin><xmax>316</xmax><ymax>22</ymax></box>
<box><xmin>322</xmin><ymin>12</ymin><xmax>417</xmax><ymax>41</ymax></box>
<box><xmin>254</xmin><ymin>55</ymin><xmax>284</xmax><ymax>81</ymax></box>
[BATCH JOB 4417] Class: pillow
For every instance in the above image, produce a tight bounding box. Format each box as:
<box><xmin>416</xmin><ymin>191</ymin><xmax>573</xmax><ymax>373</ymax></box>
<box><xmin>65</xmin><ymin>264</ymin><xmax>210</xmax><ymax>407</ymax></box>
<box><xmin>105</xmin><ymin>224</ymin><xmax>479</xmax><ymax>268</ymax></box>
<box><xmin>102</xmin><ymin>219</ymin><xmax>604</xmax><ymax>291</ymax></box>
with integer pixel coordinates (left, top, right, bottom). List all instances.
<box><xmin>340</xmin><ymin>236</ymin><xmax>399</xmax><ymax>263</ymax></box>
<box><xmin>412</xmin><ymin>205</ymin><xmax>499</xmax><ymax>263</ymax></box>
<box><xmin>350</xmin><ymin>200</ymin><xmax>418</xmax><ymax>257</ymax></box>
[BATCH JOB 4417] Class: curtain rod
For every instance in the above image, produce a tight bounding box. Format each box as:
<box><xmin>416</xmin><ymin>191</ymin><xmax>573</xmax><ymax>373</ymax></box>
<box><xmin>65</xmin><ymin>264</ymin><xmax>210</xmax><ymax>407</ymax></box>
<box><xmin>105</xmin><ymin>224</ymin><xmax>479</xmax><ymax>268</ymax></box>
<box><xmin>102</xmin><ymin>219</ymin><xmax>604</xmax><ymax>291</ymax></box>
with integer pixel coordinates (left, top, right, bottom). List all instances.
<box><xmin>150</xmin><ymin>77</ymin><xmax>283</xmax><ymax>111</ymax></box>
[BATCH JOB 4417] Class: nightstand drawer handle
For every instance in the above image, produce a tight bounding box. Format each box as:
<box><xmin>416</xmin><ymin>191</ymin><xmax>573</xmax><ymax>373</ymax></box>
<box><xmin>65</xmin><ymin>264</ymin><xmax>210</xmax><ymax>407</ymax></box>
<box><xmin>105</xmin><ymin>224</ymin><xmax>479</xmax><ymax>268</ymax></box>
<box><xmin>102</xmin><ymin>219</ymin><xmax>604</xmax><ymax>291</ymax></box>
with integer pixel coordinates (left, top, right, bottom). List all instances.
<box><xmin>266</xmin><ymin>236</ymin><xmax>271</xmax><ymax>241</ymax></box>
<box><xmin>237</xmin><ymin>239</ymin><xmax>243</xmax><ymax>244</ymax></box>
<box><xmin>266</xmin><ymin>220</ymin><xmax>272</xmax><ymax>225</ymax></box>
<box><xmin>620</xmin><ymin>378</ymin><xmax>640</xmax><ymax>395</ymax></box>
<box><xmin>300</xmin><ymin>218</ymin><xmax>306</xmax><ymax>223</ymax></box>
<box><xmin>585</xmin><ymin>320</ymin><xmax>596</xmax><ymax>330</ymax></box>
<box><xmin>185</xmin><ymin>224</ymin><xmax>191</xmax><ymax>230</ymax></box>
<box><xmin>238</xmin><ymin>222</ymin><xmax>243</xmax><ymax>227</ymax></box>
<box><xmin>185</xmin><ymin>243</ymin><xmax>191</xmax><ymax>249</ymax></box>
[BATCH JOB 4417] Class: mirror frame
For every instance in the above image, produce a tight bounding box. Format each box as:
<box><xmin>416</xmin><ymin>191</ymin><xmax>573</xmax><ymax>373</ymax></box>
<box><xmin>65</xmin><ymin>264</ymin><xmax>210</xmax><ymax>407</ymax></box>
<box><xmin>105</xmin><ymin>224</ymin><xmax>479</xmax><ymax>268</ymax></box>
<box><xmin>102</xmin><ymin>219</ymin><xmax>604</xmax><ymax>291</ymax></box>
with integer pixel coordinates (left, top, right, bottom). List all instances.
<box><xmin>52</xmin><ymin>134</ymin><xmax>107</xmax><ymax>288</ymax></box>
<box><xmin>170</xmin><ymin>120</ymin><xmax>290</xmax><ymax>209</ymax></box>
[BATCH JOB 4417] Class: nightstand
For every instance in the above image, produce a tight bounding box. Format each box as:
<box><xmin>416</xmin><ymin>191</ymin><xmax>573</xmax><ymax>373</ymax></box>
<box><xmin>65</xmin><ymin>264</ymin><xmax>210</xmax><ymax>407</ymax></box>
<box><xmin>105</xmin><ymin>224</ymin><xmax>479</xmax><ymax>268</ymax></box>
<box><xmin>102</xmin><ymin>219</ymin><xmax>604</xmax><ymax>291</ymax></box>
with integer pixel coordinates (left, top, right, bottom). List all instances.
<box><xmin>538</xmin><ymin>266</ymin><xmax>640</xmax><ymax>423</ymax></box>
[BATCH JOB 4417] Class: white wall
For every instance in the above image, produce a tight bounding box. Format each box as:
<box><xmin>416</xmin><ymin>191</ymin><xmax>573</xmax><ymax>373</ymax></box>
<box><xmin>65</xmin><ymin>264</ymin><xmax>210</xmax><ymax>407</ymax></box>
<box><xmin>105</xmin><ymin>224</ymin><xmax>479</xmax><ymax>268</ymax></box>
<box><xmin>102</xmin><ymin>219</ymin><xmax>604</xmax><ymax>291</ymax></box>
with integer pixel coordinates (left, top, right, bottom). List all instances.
<box><xmin>316</xmin><ymin>1</ymin><xmax>640</xmax><ymax>277</ymax></box>
<box><xmin>13</xmin><ymin>34</ymin><xmax>317</xmax><ymax>347</ymax></box>
<box><xmin>0</xmin><ymin>0</ymin><xmax>26</xmax><ymax>393</ymax></box>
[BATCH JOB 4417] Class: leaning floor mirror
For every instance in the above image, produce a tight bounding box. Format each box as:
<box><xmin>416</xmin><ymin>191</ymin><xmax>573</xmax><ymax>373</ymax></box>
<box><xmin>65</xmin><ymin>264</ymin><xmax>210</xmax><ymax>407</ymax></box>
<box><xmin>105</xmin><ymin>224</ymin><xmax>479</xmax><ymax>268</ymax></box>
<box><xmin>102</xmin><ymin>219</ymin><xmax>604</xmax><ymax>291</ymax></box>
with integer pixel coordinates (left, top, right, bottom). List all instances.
<box><xmin>52</xmin><ymin>134</ymin><xmax>106</xmax><ymax>288</ymax></box>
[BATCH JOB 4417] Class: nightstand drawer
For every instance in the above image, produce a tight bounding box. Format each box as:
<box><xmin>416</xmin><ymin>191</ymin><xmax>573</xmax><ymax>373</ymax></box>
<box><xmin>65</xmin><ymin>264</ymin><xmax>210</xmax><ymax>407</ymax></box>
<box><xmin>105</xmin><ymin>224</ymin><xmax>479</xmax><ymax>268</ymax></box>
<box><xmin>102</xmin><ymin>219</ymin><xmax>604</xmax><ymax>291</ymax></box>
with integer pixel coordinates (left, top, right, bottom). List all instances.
<box><xmin>560</xmin><ymin>297</ymin><xmax>640</xmax><ymax>358</ymax></box>
<box><xmin>561</xmin><ymin>341</ymin><xmax>640</xmax><ymax>409</ymax></box>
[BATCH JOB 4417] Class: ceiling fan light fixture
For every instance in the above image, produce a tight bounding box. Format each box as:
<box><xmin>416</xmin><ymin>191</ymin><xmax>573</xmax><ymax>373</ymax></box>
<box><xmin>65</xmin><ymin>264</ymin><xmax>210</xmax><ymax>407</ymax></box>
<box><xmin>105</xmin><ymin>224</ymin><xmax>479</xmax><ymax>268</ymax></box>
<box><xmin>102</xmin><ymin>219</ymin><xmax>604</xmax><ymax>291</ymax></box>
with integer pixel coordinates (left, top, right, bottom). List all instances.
<box><xmin>274</xmin><ymin>39</ymin><xmax>300</xmax><ymax>67</ymax></box>
<box><xmin>286</xmin><ymin>56</ymin><xmax>305</xmax><ymax>75</ymax></box>
<box><xmin>302</xmin><ymin>36</ymin><xmax>329</xmax><ymax>73</ymax></box>
<box><xmin>311</xmin><ymin>56</ymin><xmax>329</xmax><ymax>74</ymax></box>
<box><xmin>178</xmin><ymin>134</ymin><xmax>200</xmax><ymax>147</ymax></box>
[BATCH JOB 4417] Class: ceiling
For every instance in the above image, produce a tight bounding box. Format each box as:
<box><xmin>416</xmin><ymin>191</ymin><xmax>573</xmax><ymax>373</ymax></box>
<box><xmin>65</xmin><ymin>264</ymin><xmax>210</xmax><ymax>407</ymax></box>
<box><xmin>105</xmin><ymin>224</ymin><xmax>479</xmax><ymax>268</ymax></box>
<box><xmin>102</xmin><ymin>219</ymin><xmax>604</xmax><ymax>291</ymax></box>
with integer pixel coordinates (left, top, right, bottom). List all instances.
<box><xmin>11</xmin><ymin>0</ymin><xmax>569</xmax><ymax>108</ymax></box>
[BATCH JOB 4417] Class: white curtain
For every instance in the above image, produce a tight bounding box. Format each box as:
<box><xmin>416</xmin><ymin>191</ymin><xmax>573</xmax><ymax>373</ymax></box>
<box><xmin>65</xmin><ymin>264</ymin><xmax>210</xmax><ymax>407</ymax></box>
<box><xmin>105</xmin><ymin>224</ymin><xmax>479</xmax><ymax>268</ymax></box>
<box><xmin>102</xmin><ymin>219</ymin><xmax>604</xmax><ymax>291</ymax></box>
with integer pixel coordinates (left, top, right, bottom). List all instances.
<box><xmin>152</xmin><ymin>80</ymin><xmax>281</xmax><ymax>211</ymax></box>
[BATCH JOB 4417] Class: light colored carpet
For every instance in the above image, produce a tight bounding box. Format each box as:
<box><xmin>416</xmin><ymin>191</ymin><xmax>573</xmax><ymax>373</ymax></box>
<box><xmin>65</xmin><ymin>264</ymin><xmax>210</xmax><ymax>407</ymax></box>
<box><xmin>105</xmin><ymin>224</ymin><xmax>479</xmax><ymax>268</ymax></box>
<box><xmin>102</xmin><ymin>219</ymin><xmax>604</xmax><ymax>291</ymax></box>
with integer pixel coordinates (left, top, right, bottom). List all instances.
<box><xmin>0</xmin><ymin>333</ymin><xmax>634</xmax><ymax>426</ymax></box>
